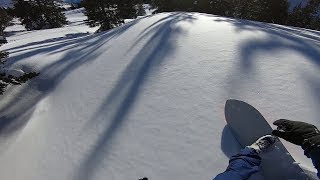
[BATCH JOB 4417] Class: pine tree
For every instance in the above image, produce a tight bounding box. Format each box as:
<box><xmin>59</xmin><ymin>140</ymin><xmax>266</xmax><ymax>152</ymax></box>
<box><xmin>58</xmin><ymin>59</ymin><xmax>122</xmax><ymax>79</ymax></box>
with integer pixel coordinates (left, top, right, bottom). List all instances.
<box><xmin>0</xmin><ymin>37</ymin><xmax>39</xmax><ymax>95</ymax></box>
<box><xmin>136</xmin><ymin>3</ymin><xmax>146</xmax><ymax>16</ymax></box>
<box><xmin>231</xmin><ymin>0</ymin><xmax>288</xmax><ymax>24</ymax></box>
<box><xmin>0</xmin><ymin>8</ymin><xmax>10</xmax><ymax>63</ymax></box>
<box><xmin>193</xmin><ymin>0</ymin><xmax>211</xmax><ymax>13</ymax></box>
<box><xmin>82</xmin><ymin>0</ymin><xmax>142</xmax><ymax>32</ymax></box>
<box><xmin>152</xmin><ymin>0</ymin><xmax>178</xmax><ymax>12</ymax></box>
<box><xmin>232</xmin><ymin>0</ymin><xmax>256</xmax><ymax>19</ymax></box>
<box><xmin>255</xmin><ymin>0</ymin><xmax>288</xmax><ymax>24</ymax></box>
<box><xmin>288</xmin><ymin>0</ymin><xmax>320</xmax><ymax>30</ymax></box>
<box><xmin>0</xmin><ymin>8</ymin><xmax>13</xmax><ymax>36</ymax></box>
<box><xmin>117</xmin><ymin>0</ymin><xmax>139</xmax><ymax>19</ymax></box>
<box><xmin>153</xmin><ymin>0</ymin><xmax>195</xmax><ymax>12</ymax></box>
<box><xmin>82</xmin><ymin>0</ymin><xmax>122</xmax><ymax>32</ymax></box>
<box><xmin>209</xmin><ymin>0</ymin><xmax>234</xmax><ymax>16</ymax></box>
<box><xmin>13</xmin><ymin>0</ymin><xmax>67</xmax><ymax>30</ymax></box>
<box><xmin>0</xmin><ymin>7</ymin><xmax>39</xmax><ymax>94</ymax></box>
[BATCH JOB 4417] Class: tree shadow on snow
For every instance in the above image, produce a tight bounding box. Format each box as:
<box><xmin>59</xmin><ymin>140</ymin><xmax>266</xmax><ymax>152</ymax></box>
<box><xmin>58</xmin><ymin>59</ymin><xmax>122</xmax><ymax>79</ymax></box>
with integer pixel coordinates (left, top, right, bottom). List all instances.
<box><xmin>212</xmin><ymin>17</ymin><xmax>320</xmax><ymax>97</ymax></box>
<box><xmin>0</xmin><ymin>18</ymin><xmax>143</xmax><ymax>138</ymax></box>
<box><xmin>4</xmin><ymin>33</ymin><xmax>91</xmax><ymax>54</ymax></box>
<box><xmin>4</xmin><ymin>30</ymin><xmax>28</xmax><ymax>38</ymax></box>
<box><xmin>211</xmin><ymin>17</ymin><xmax>320</xmax><ymax>158</ymax></box>
<box><xmin>75</xmin><ymin>13</ymin><xmax>196</xmax><ymax>180</ymax></box>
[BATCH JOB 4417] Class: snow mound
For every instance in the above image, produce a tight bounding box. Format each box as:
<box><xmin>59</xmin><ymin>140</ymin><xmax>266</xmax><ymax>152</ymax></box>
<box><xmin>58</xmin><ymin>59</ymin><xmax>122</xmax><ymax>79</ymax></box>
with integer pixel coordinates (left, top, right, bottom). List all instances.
<box><xmin>1</xmin><ymin>11</ymin><xmax>320</xmax><ymax>180</ymax></box>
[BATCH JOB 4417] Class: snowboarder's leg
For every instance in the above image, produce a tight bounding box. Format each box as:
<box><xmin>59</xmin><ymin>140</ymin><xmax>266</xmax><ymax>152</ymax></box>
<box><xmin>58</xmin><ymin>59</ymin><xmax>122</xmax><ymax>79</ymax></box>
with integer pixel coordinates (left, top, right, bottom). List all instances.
<box><xmin>214</xmin><ymin>147</ymin><xmax>261</xmax><ymax>179</ymax></box>
<box><xmin>214</xmin><ymin>135</ymin><xmax>277</xmax><ymax>180</ymax></box>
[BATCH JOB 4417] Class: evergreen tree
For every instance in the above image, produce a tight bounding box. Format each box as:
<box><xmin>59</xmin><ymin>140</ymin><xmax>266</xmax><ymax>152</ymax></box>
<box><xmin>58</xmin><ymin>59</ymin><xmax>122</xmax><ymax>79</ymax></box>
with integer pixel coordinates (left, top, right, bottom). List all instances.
<box><xmin>0</xmin><ymin>8</ymin><xmax>13</xmax><ymax>36</ymax></box>
<box><xmin>210</xmin><ymin>0</ymin><xmax>234</xmax><ymax>16</ymax></box>
<box><xmin>149</xmin><ymin>0</ymin><xmax>320</xmax><ymax>31</ymax></box>
<box><xmin>13</xmin><ymin>0</ymin><xmax>67</xmax><ymax>30</ymax></box>
<box><xmin>153</xmin><ymin>0</ymin><xmax>195</xmax><ymax>12</ymax></box>
<box><xmin>0</xmin><ymin>8</ymin><xmax>9</xmax><ymax>64</ymax></box>
<box><xmin>117</xmin><ymin>0</ymin><xmax>139</xmax><ymax>19</ymax></box>
<box><xmin>265</xmin><ymin>0</ymin><xmax>288</xmax><ymax>24</ymax></box>
<box><xmin>82</xmin><ymin>0</ymin><xmax>142</xmax><ymax>32</ymax></box>
<box><xmin>288</xmin><ymin>0</ymin><xmax>320</xmax><ymax>30</ymax></box>
<box><xmin>136</xmin><ymin>3</ymin><xmax>146</xmax><ymax>16</ymax></box>
<box><xmin>0</xmin><ymin>38</ymin><xmax>39</xmax><ymax>95</ymax></box>
<box><xmin>232</xmin><ymin>0</ymin><xmax>288</xmax><ymax>24</ymax></box>
<box><xmin>151</xmin><ymin>0</ymin><xmax>173</xmax><ymax>12</ymax></box>
<box><xmin>193</xmin><ymin>0</ymin><xmax>212</xmax><ymax>14</ymax></box>
<box><xmin>82</xmin><ymin>0</ymin><xmax>122</xmax><ymax>32</ymax></box>
<box><xmin>232</xmin><ymin>0</ymin><xmax>258</xmax><ymax>19</ymax></box>
<box><xmin>0</xmin><ymin>6</ymin><xmax>39</xmax><ymax>94</ymax></box>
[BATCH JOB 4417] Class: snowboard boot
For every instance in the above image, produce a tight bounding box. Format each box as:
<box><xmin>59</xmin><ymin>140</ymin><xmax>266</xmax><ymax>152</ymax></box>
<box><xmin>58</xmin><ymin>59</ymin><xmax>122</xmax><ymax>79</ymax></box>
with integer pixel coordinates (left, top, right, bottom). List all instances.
<box><xmin>248</xmin><ymin>135</ymin><xmax>278</xmax><ymax>153</ymax></box>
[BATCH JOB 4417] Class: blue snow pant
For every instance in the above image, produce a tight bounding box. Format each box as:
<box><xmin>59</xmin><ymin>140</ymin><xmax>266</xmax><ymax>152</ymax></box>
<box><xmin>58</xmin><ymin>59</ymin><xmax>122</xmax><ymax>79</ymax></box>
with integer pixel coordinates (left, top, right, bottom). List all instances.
<box><xmin>213</xmin><ymin>147</ymin><xmax>261</xmax><ymax>180</ymax></box>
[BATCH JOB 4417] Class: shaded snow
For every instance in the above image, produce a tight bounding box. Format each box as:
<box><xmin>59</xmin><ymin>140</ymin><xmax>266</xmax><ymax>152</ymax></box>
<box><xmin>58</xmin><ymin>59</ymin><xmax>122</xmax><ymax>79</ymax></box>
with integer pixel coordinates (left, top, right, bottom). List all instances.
<box><xmin>288</xmin><ymin>0</ymin><xmax>309</xmax><ymax>11</ymax></box>
<box><xmin>1</xmin><ymin>9</ymin><xmax>320</xmax><ymax>180</ymax></box>
<box><xmin>0</xmin><ymin>0</ymin><xmax>12</xmax><ymax>8</ymax></box>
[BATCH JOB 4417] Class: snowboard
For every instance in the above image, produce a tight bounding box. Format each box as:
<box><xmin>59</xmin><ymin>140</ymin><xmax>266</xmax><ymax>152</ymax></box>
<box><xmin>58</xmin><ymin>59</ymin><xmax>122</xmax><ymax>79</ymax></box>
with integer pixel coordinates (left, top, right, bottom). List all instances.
<box><xmin>225</xmin><ymin>99</ymin><xmax>317</xmax><ymax>180</ymax></box>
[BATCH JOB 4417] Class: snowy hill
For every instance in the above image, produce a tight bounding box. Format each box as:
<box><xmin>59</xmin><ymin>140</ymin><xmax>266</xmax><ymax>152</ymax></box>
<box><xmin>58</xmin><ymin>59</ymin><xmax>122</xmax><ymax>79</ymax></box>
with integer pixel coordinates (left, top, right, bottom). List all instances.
<box><xmin>1</xmin><ymin>9</ymin><xmax>320</xmax><ymax>180</ymax></box>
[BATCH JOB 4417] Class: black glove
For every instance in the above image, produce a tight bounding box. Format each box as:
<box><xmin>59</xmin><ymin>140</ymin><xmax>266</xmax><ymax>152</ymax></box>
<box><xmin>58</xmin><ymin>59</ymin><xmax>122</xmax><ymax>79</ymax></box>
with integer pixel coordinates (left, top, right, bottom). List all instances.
<box><xmin>273</xmin><ymin>119</ymin><xmax>320</xmax><ymax>169</ymax></box>
<box><xmin>272</xmin><ymin>119</ymin><xmax>320</xmax><ymax>155</ymax></box>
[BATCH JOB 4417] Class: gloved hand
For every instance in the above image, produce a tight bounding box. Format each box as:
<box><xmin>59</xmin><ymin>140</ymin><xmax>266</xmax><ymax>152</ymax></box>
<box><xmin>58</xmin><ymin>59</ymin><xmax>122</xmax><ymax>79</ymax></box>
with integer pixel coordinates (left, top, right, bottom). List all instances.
<box><xmin>273</xmin><ymin>119</ymin><xmax>320</xmax><ymax>175</ymax></box>
<box><xmin>272</xmin><ymin>119</ymin><xmax>320</xmax><ymax>155</ymax></box>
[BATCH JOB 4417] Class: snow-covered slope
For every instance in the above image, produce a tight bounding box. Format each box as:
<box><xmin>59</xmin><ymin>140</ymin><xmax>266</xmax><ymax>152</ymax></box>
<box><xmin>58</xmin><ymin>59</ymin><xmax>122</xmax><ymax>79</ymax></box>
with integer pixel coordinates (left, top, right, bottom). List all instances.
<box><xmin>1</xmin><ymin>9</ymin><xmax>320</xmax><ymax>180</ymax></box>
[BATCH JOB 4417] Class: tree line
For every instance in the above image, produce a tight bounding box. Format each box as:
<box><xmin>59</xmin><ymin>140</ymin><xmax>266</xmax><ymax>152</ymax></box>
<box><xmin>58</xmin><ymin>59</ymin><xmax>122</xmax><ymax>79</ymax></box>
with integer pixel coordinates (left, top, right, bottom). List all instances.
<box><xmin>0</xmin><ymin>0</ymin><xmax>319</xmax><ymax>33</ymax></box>
<box><xmin>81</xmin><ymin>0</ymin><xmax>146</xmax><ymax>32</ymax></box>
<box><xmin>83</xmin><ymin>0</ymin><xmax>320</xmax><ymax>32</ymax></box>
<box><xmin>150</xmin><ymin>0</ymin><xmax>320</xmax><ymax>30</ymax></box>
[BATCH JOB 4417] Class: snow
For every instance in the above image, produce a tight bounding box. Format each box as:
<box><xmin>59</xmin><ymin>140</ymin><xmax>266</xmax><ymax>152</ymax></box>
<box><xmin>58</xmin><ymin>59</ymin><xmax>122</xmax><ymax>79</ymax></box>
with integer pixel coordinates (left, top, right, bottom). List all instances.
<box><xmin>1</xmin><ymin>8</ymin><xmax>320</xmax><ymax>180</ymax></box>
<box><xmin>0</xmin><ymin>0</ymin><xmax>12</xmax><ymax>8</ymax></box>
